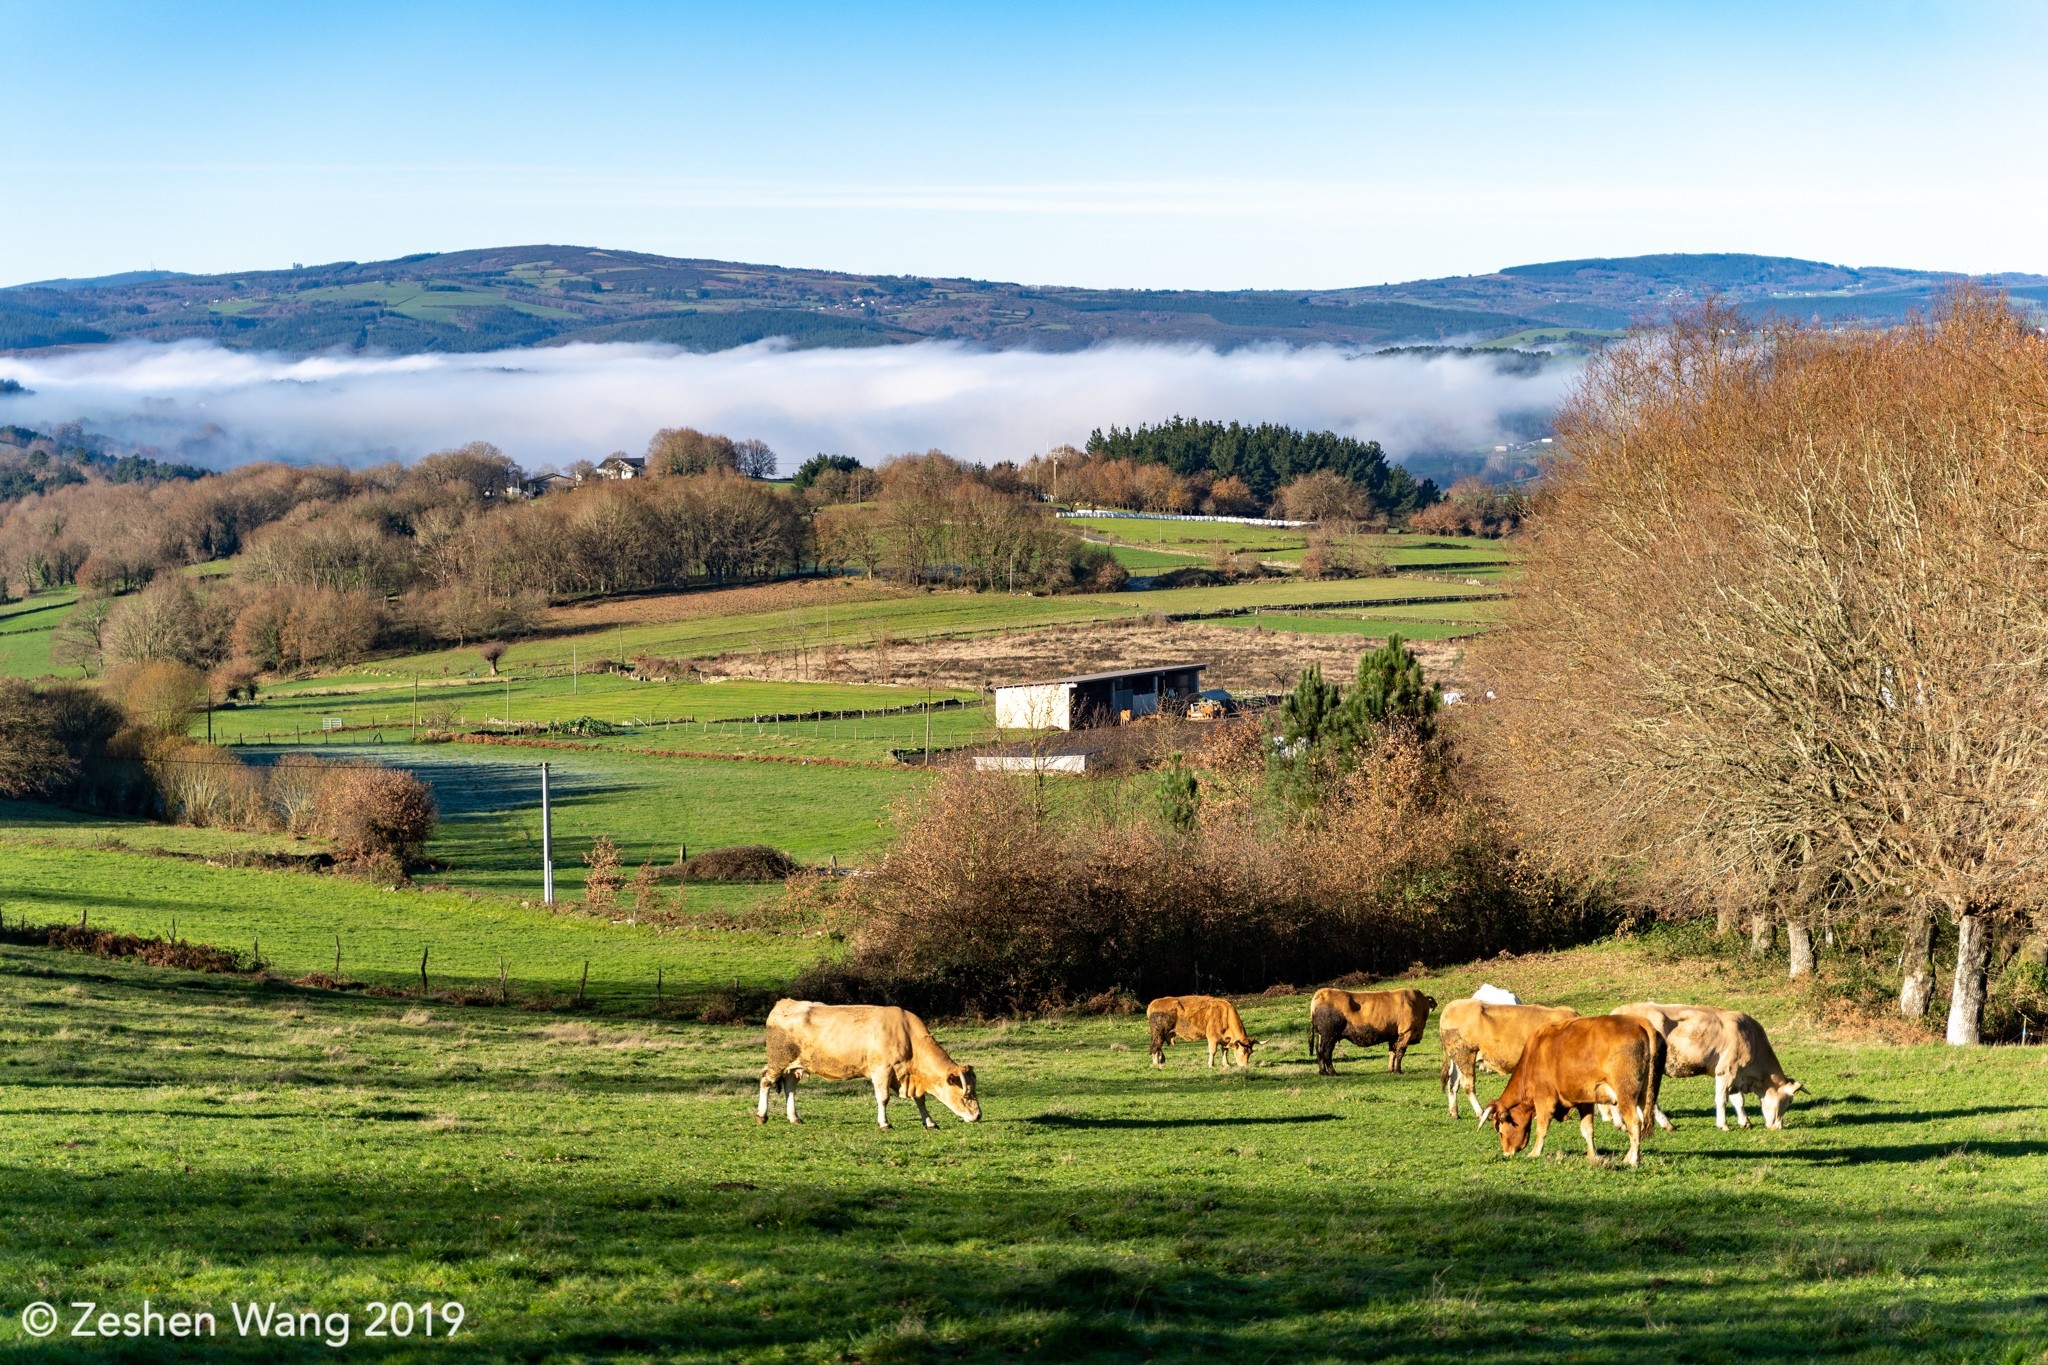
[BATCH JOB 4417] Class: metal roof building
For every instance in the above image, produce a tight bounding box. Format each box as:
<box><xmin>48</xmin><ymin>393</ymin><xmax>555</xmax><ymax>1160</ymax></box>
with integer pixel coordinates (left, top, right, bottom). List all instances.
<box><xmin>993</xmin><ymin>663</ymin><xmax>1207</xmax><ymax>731</ymax></box>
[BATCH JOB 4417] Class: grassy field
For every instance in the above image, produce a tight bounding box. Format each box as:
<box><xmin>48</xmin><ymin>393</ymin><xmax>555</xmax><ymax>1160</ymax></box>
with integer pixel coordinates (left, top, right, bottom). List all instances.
<box><xmin>210</xmin><ymin>677</ymin><xmax>981</xmax><ymax>743</ymax></box>
<box><xmin>0</xmin><ymin>835</ymin><xmax>817</xmax><ymax>1006</ymax></box>
<box><xmin>0</xmin><ymin>927</ymin><xmax>2042</xmax><ymax>1360</ymax></box>
<box><xmin>0</xmin><ymin>587</ymin><xmax>77</xmax><ymax>677</ymax></box>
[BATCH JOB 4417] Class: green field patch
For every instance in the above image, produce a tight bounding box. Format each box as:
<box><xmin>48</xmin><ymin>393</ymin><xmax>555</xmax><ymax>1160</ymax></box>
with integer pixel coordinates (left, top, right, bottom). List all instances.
<box><xmin>0</xmin><ymin>587</ymin><xmax>77</xmax><ymax>676</ymax></box>
<box><xmin>0</xmin><ymin>839</ymin><xmax>815</xmax><ymax>1001</ymax></box>
<box><xmin>0</xmin><ymin>928</ymin><xmax>2038</xmax><ymax>1358</ymax></box>
<box><xmin>212</xmin><ymin>676</ymin><xmax>979</xmax><ymax>742</ymax></box>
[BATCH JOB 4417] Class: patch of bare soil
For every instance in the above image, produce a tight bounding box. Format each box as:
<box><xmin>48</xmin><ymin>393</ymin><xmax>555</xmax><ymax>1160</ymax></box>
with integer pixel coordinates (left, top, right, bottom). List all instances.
<box><xmin>711</xmin><ymin>619</ymin><xmax>1465</xmax><ymax>695</ymax></box>
<box><xmin>543</xmin><ymin>576</ymin><xmax>901</xmax><ymax>632</ymax></box>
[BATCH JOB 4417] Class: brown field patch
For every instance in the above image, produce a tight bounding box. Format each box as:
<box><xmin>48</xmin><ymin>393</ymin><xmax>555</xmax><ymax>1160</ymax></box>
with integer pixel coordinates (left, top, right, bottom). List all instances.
<box><xmin>711</xmin><ymin>619</ymin><xmax>1465</xmax><ymax>695</ymax></box>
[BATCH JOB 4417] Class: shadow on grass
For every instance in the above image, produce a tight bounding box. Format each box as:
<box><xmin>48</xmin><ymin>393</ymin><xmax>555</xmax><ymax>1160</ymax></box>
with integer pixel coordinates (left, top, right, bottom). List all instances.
<box><xmin>1026</xmin><ymin>1113</ymin><xmax>1342</xmax><ymax>1129</ymax></box>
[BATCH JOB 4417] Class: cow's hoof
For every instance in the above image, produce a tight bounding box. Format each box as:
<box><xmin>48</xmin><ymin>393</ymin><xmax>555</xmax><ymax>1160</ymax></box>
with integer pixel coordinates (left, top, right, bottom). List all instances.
<box><xmin>754</xmin><ymin>1112</ymin><xmax>766</xmax><ymax>1125</ymax></box>
<box><xmin>923</xmin><ymin>1121</ymin><xmax>939</xmax><ymax>1130</ymax></box>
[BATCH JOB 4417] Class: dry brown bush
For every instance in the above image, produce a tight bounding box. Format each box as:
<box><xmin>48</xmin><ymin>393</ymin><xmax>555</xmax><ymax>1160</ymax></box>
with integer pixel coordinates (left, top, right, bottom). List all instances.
<box><xmin>793</xmin><ymin>738</ymin><xmax>1593</xmax><ymax>1015</ymax></box>
<box><xmin>309</xmin><ymin>764</ymin><xmax>439</xmax><ymax>867</ymax></box>
<box><xmin>673</xmin><ymin>845</ymin><xmax>797</xmax><ymax>882</ymax></box>
<box><xmin>1469</xmin><ymin>292</ymin><xmax>2048</xmax><ymax>1042</ymax></box>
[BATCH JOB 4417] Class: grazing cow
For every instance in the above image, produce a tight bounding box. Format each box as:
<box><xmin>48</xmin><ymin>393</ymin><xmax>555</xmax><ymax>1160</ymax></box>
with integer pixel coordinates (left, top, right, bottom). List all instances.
<box><xmin>1308</xmin><ymin>987</ymin><xmax>1437</xmax><ymax>1075</ymax></box>
<box><xmin>1610</xmin><ymin>1002</ymin><xmax>1803</xmax><ymax>1131</ymax></box>
<box><xmin>756</xmin><ymin>1000</ymin><xmax>980</xmax><ymax>1130</ymax></box>
<box><xmin>1146</xmin><ymin>995</ymin><xmax>1258</xmax><ymax>1068</ymax></box>
<box><xmin>1482</xmin><ymin>1015</ymin><xmax>1665</xmax><ymax>1168</ymax></box>
<box><xmin>1438</xmin><ymin>999</ymin><xmax>1579</xmax><ymax>1118</ymax></box>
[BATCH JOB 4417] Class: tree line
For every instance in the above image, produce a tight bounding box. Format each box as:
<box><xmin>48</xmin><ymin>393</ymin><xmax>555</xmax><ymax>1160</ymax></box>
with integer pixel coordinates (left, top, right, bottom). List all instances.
<box><xmin>1471</xmin><ymin>294</ymin><xmax>2048</xmax><ymax>1046</ymax></box>
<box><xmin>1080</xmin><ymin>416</ymin><xmax>1439</xmax><ymax>519</ymax></box>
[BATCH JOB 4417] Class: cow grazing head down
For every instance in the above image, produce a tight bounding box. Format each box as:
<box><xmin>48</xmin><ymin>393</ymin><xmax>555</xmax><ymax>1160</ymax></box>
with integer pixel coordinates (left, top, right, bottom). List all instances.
<box><xmin>1761</xmin><ymin>1077</ymin><xmax>1802</xmax><ymax>1129</ymax></box>
<box><xmin>933</xmin><ymin>1065</ymin><xmax>981</xmax><ymax>1123</ymax></box>
<box><xmin>1481</xmin><ymin>1101</ymin><xmax>1536</xmax><ymax>1156</ymax></box>
<box><xmin>1230</xmin><ymin>1038</ymin><xmax>1260</xmax><ymax>1066</ymax></box>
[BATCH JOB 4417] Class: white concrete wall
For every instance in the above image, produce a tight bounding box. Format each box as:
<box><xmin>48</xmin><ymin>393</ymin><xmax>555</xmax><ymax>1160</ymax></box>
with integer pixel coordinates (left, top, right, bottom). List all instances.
<box><xmin>974</xmin><ymin>754</ymin><xmax>1089</xmax><ymax>774</ymax></box>
<box><xmin>995</xmin><ymin>683</ymin><xmax>1071</xmax><ymax>730</ymax></box>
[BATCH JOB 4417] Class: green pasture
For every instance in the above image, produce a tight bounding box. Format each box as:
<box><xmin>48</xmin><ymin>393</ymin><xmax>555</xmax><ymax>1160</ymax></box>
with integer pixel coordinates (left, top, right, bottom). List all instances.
<box><xmin>0</xmin><ymin>587</ymin><xmax>77</xmax><ymax>677</ymax></box>
<box><xmin>228</xmin><ymin>281</ymin><xmax>580</xmax><ymax>323</ymax></box>
<box><xmin>0</xmin><ymin>838</ymin><xmax>815</xmax><ymax>1006</ymax></box>
<box><xmin>195</xmin><ymin>743</ymin><xmax>930</xmax><ymax>897</ymax></box>
<box><xmin>210</xmin><ymin>677</ymin><xmax>979</xmax><ymax>743</ymax></box>
<box><xmin>0</xmin><ymin>925</ymin><xmax>2043</xmax><ymax>1360</ymax></box>
<box><xmin>1063</xmin><ymin>516</ymin><xmax>1309</xmax><ymax>553</ymax></box>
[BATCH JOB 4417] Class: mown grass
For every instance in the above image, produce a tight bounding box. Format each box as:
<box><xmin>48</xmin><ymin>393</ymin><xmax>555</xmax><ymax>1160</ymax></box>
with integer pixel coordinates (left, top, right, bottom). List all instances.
<box><xmin>0</xmin><ymin>836</ymin><xmax>817</xmax><ymax>1005</ymax></box>
<box><xmin>210</xmin><ymin>677</ymin><xmax>980</xmax><ymax>743</ymax></box>
<box><xmin>0</xmin><ymin>929</ymin><xmax>2043</xmax><ymax>1361</ymax></box>
<box><xmin>0</xmin><ymin>586</ymin><xmax>77</xmax><ymax>677</ymax></box>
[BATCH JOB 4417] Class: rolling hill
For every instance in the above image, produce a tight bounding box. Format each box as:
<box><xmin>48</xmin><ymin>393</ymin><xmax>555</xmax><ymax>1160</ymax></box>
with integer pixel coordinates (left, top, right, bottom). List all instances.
<box><xmin>3</xmin><ymin>247</ymin><xmax>2042</xmax><ymax>357</ymax></box>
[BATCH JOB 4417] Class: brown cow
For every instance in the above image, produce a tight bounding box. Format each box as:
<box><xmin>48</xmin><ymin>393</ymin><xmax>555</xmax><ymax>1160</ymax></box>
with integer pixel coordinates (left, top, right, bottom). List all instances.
<box><xmin>1438</xmin><ymin>999</ymin><xmax>1579</xmax><ymax>1118</ymax></box>
<box><xmin>757</xmin><ymin>1000</ymin><xmax>981</xmax><ymax>1130</ymax></box>
<box><xmin>1482</xmin><ymin>1015</ymin><xmax>1665</xmax><ymax>1168</ymax></box>
<box><xmin>1610</xmin><ymin>1002</ymin><xmax>1803</xmax><ymax>1131</ymax></box>
<box><xmin>1146</xmin><ymin>995</ymin><xmax>1258</xmax><ymax>1068</ymax></box>
<box><xmin>1308</xmin><ymin>987</ymin><xmax>1437</xmax><ymax>1075</ymax></box>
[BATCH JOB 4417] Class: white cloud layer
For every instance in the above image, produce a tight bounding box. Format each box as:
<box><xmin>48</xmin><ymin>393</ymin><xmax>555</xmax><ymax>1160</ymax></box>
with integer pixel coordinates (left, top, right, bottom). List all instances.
<box><xmin>0</xmin><ymin>340</ymin><xmax>1576</xmax><ymax>479</ymax></box>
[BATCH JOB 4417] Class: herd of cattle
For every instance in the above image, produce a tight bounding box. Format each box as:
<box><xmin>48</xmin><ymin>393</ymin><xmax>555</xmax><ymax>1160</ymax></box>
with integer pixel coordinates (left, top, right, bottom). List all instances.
<box><xmin>756</xmin><ymin>985</ymin><xmax>1802</xmax><ymax>1168</ymax></box>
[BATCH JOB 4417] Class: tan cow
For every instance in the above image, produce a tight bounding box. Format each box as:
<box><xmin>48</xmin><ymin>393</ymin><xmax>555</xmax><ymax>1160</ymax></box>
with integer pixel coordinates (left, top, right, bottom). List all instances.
<box><xmin>1438</xmin><ymin>999</ymin><xmax>1579</xmax><ymax>1118</ymax></box>
<box><xmin>1308</xmin><ymin>987</ymin><xmax>1437</xmax><ymax>1075</ymax></box>
<box><xmin>1610</xmin><ymin>1002</ymin><xmax>1803</xmax><ymax>1131</ymax></box>
<box><xmin>1483</xmin><ymin>1015</ymin><xmax>1665</xmax><ymax>1168</ymax></box>
<box><xmin>1146</xmin><ymin>995</ymin><xmax>1258</xmax><ymax>1068</ymax></box>
<box><xmin>756</xmin><ymin>1000</ymin><xmax>981</xmax><ymax>1130</ymax></box>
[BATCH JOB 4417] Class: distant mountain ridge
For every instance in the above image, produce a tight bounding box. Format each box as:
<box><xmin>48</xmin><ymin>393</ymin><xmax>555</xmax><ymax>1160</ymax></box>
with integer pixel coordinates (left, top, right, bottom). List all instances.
<box><xmin>3</xmin><ymin>247</ymin><xmax>2041</xmax><ymax>357</ymax></box>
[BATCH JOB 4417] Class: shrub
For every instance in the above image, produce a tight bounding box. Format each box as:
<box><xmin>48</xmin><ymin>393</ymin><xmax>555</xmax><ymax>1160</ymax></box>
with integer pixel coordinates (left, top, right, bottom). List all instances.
<box><xmin>675</xmin><ymin>845</ymin><xmax>798</xmax><ymax>882</ymax></box>
<box><xmin>310</xmin><ymin>764</ymin><xmax>439</xmax><ymax>867</ymax></box>
<box><xmin>584</xmin><ymin>834</ymin><xmax>625</xmax><ymax>907</ymax></box>
<box><xmin>267</xmin><ymin>753</ymin><xmax>329</xmax><ymax>833</ymax></box>
<box><xmin>110</xmin><ymin>660</ymin><xmax>209</xmax><ymax>735</ymax></box>
<box><xmin>791</xmin><ymin>748</ymin><xmax>1597</xmax><ymax>1016</ymax></box>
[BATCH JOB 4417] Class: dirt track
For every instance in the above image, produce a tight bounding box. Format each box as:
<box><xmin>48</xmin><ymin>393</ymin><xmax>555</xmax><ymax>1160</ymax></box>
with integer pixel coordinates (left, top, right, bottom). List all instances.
<box><xmin>709</xmin><ymin>619</ymin><xmax>1465</xmax><ymax>695</ymax></box>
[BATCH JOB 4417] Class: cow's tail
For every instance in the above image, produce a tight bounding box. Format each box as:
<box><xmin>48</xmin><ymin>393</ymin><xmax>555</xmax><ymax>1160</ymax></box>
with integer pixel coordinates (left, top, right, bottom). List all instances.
<box><xmin>1638</xmin><ymin>1023</ymin><xmax>1665</xmax><ymax>1146</ymax></box>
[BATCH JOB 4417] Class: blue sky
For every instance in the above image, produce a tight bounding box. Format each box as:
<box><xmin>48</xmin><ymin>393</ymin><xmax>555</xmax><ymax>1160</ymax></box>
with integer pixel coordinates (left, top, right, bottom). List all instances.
<box><xmin>5</xmin><ymin>1</ymin><xmax>2046</xmax><ymax>289</ymax></box>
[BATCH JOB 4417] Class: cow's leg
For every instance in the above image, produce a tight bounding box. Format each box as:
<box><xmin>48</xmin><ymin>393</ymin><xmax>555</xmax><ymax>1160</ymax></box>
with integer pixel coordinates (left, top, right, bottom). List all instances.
<box><xmin>1713</xmin><ymin>1075</ymin><xmax>1730</xmax><ymax>1130</ymax></box>
<box><xmin>1317</xmin><ymin>1026</ymin><xmax>1337</xmax><ymax>1077</ymax></box>
<box><xmin>785</xmin><ymin>1076</ymin><xmax>800</xmax><ymax>1125</ymax></box>
<box><xmin>914</xmin><ymin>1094</ymin><xmax>938</xmax><ymax>1130</ymax></box>
<box><xmin>1579</xmin><ymin>1107</ymin><xmax>1600</xmax><ymax>1163</ymax></box>
<box><xmin>1529</xmin><ymin>1108</ymin><xmax>1550</xmax><ymax>1158</ymax></box>
<box><xmin>1732</xmin><ymin>1090</ymin><xmax>1750</xmax><ymax>1129</ymax></box>
<box><xmin>756</xmin><ymin>1070</ymin><xmax>774</xmax><ymax>1124</ymax></box>
<box><xmin>1207</xmin><ymin>1038</ymin><xmax>1217</xmax><ymax>1068</ymax></box>
<box><xmin>871</xmin><ymin>1071</ymin><xmax>892</xmax><ymax>1129</ymax></box>
<box><xmin>1442</xmin><ymin>1057</ymin><xmax>1462</xmax><ymax>1115</ymax></box>
<box><xmin>1623</xmin><ymin>1105</ymin><xmax>1643</xmax><ymax>1168</ymax></box>
<box><xmin>1388</xmin><ymin>1041</ymin><xmax>1404</xmax><ymax>1074</ymax></box>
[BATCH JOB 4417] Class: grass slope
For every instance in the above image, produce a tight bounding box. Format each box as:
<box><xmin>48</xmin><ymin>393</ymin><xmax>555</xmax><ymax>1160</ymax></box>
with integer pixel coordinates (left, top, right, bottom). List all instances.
<box><xmin>0</xmin><ymin>932</ymin><xmax>2042</xmax><ymax>1361</ymax></box>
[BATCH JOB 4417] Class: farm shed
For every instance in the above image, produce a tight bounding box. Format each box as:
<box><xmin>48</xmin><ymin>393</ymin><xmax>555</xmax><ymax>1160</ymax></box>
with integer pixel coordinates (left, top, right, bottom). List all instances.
<box><xmin>993</xmin><ymin>663</ymin><xmax>1207</xmax><ymax>731</ymax></box>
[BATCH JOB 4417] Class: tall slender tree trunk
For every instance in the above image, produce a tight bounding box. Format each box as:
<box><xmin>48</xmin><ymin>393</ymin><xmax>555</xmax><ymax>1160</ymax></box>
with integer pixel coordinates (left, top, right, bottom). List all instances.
<box><xmin>1749</xmin><ymin>913</ymin><xmax>1774</xmax><ymax>956</ymax></box>
<box><xmin>1788</xmin><ymin>920</ymin><xmax>1815</xmax><ymax>978</ymax></box>
<box><xmin>1899</xmin><ymin>906</ymin><xmax>1937</xmax><ymax>1018</ymax></box>
<box><xmin>1946</xmin><ymin>914</ymin><xmax>1992</xmax><ymax>1046</ymax></box>
<box><xmin>1714</xmin><ymin>901</ymin><xmax>1738</xmax><ymax>938</ymax></box>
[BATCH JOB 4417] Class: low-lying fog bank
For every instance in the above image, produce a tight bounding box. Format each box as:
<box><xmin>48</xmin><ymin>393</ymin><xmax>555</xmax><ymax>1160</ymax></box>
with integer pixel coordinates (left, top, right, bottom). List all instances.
<box><xmin>0</xmin><ymin>339</ymin><xmax>1575</xmax><ymax>479</ymax></box>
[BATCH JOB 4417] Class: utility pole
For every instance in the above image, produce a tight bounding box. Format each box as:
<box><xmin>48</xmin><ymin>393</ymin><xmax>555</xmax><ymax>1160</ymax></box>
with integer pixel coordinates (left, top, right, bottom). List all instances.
<box><xmin>541</xmin><ymin>762</ymin><xmax>554</xmax><ymax>906</ymax></box>
<box><xmin>504</xmin><ymin>674</ymin><xmax>511</xmax><ymax>725</ymax></box>
<box><xmin>572</xmin><ymin>642</ymin><xmax>578</xmax><ymax>695</ymax></box>
<box><xmin>412</xmin><ymin>675</ymin><xmax>419</xmax><ymax>733</ymax></box>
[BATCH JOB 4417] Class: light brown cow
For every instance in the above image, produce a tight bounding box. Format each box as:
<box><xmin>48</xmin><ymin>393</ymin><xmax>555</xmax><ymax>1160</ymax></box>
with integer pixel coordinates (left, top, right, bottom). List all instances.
<box><xmin>1146</xmin><ymin>995</ymin><xmax>1258</xmax><ymax>1068</ymax></box>
<box><xmin>1483</xmin><ymin>1015</ymin><xmax>1665</xmax><ymax>1168</ymax></box>
<box><xmin>757</xmin><ymin>1000</ymin><xmax>981</xmax><ymax>1130</ymax></box>
<box><xmin>1309</xmin><ymin>987</ymin><xmax>1437</xmax><ymax>1075</ymax></box>
<box><xmin>1610</xmin><ymin>1002</ymin><xmax>1803</xmax><ymax>1131</ymax></box>
<box><xmin>1438</xmin><ymin>999</ymin><xmax>1579</xmax><ymax>1118</ymax></box>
